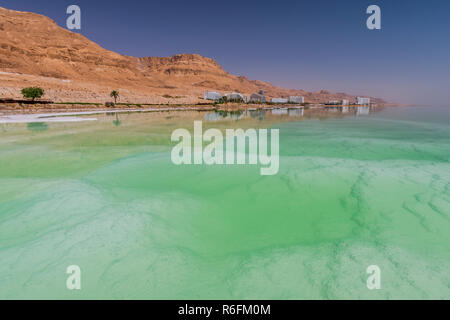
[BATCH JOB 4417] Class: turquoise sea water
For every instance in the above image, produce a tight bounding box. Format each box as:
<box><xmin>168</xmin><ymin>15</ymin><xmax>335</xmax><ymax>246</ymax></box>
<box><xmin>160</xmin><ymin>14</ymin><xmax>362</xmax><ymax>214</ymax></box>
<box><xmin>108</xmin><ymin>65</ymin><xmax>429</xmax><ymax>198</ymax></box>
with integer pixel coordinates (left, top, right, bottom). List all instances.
<box><xmin>0</xmin><ymin>106</ymin><xmax>449</xmax><ymax>299</ymax></box>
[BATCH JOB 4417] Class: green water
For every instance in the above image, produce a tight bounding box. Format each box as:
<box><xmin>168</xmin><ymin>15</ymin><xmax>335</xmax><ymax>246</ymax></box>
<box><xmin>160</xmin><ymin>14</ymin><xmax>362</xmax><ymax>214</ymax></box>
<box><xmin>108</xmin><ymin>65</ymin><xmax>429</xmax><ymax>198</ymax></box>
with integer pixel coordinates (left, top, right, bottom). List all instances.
<box><xmin>0</xmin><ymin>107</ymin><xmax>449</xmax><ymax>299</ymax></box>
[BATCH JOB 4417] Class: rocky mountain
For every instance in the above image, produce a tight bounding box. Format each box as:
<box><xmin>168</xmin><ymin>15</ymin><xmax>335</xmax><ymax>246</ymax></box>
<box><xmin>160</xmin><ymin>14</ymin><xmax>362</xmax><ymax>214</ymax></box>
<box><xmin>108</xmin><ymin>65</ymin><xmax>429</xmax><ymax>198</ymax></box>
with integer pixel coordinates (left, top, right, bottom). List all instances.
<box><xmin>0</xmin><ymin>6</ymin><xmax>384</xmax><ymax>104</ymax></box>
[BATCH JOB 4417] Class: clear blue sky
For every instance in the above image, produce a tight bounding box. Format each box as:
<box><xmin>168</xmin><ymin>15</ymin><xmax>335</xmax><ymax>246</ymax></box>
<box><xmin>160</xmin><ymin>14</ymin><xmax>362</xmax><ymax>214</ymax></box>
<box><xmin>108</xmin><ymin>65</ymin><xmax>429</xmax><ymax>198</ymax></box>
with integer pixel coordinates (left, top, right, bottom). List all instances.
<box><xmin>2</xmin><ymin>0</ymin><xmax>450</xmax><ymax>105</ymax></box>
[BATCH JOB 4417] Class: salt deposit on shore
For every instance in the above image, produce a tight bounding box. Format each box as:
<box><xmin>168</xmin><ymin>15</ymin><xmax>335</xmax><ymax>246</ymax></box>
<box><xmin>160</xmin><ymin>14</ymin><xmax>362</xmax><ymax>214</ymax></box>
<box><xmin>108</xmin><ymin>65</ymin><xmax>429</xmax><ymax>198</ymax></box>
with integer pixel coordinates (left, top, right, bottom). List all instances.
<box><xmin>0</xmin><ymin>107</ymin><xmax>212</xmax><ymax>123</ymax></box>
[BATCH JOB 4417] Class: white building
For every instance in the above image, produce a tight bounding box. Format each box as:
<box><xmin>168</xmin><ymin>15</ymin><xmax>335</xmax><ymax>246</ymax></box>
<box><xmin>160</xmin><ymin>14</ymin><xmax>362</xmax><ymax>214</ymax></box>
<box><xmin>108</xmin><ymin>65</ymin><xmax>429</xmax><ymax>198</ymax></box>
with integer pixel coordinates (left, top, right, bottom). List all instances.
<box><xmin>271</xmin><ymin>98</ymin><xmax>288</xmax><ymax>104</ymax></box>
<box><xmin>356</xmin><ymin>97</ymin><xmax>371</xmax><ymax>105</ymax></box>
<box><xmin>204</xmin><ymin>91</ymin><xmax>223</xmax><ymax>101</ymax></box>
<box><xmin>341</xmin><ymin>99</ymin><xmax>349</xmax><ymax>106</ymax></box>
<box><xmin>289</xmin><ymin>96</ymin><xmax>305</xmax><ymax>104</ymax></box>
<box><xmin>249</xmin><ymin>92</ymin><xmax>266</xmax><ymax>103</ymax></box>
<box><xmin>328</xmin><ymin>100</ymin><xmax>340</xmax><ymax>105</ymax></box>
<box><xmin>224</xmin><ymin>92</ymin><xmax>244</xmax><ymax>101</ymax></box>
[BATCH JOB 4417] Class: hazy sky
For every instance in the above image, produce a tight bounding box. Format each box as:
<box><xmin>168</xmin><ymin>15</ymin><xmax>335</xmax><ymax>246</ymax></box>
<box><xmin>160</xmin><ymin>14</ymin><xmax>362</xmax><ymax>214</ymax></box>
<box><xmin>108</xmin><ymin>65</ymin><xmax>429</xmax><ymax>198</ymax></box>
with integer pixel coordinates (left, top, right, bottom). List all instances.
<box><xmin>2</xmin><ymin>0</ymin><xmax>450</xmax><ymax>105</ymax></box>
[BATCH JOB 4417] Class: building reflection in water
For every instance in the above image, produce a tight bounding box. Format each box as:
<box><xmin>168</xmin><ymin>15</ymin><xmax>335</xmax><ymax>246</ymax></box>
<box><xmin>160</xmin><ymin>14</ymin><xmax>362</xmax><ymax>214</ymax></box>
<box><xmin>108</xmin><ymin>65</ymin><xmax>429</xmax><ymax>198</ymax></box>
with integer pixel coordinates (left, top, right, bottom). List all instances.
<box><xmin>249</xmin><ymin>109</ymin><xmax>266</xmax><ymax>121</ymax></box>
<box><xmin>271</xmin><ymin>108</ymin><xmax>288</xmax><ymax>115</ymax></box>
<box><xmin>205</xmin><ymin>108</ymin><xmax>304</xmax><ymax>122</ymax></box>
<box><xmin>204</xmin><ymin>112</ymin><xmax>223</xmax><ymax>122</ymax></box>
<box><xmin>288</xmin><ymin>108</ymin><xmax>304</xmax><ymax>117</ymax></box>
<box><xmin>356</xmin><ymin>106</ymin><xmax>370</xmax><ymax>116</ymax></box>
<box><xmin>324</xmin><ymin>106</ymin><xmax>370</xmax><ymax>116</ymax></box>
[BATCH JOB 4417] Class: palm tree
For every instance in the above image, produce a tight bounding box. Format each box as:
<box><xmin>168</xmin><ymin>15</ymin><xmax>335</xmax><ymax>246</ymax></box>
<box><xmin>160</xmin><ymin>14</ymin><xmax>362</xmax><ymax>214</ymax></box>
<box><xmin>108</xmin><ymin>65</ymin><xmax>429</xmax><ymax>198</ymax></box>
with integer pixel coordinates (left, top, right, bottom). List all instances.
<box><xmin>110</xmin><ymin>90</ymin><xmax>119</xmax><ymax>104</ymax></box>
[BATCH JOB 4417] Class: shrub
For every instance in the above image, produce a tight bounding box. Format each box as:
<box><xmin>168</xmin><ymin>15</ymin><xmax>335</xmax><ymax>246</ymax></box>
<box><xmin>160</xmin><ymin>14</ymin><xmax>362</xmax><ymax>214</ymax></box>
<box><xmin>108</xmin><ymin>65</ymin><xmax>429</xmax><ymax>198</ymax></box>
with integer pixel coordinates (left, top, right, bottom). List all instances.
<box><xmin>21</xmin><ymin>87</ymin><xmax>44</xmax><ymax>101</ymax></box>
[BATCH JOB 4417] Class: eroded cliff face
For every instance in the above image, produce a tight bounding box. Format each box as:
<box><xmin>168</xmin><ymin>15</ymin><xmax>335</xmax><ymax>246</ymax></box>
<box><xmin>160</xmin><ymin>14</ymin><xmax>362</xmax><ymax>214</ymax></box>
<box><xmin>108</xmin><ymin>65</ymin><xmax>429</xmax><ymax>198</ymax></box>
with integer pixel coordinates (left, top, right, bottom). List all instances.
<box><xmin>0</xmin><ymin>6</ymin><xmax>383</xmax><ymax>104</ymax></box>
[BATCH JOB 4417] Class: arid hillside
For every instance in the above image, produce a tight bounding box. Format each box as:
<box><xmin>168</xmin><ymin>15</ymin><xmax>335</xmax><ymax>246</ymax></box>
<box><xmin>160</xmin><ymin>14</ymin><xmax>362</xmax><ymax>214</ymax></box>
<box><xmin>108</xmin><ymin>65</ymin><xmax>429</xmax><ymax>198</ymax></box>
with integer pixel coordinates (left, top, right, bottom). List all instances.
<box><xmin>0</xmin><ymin>6</ymin><xmax>384</xmax><ymax>104</ymax></box>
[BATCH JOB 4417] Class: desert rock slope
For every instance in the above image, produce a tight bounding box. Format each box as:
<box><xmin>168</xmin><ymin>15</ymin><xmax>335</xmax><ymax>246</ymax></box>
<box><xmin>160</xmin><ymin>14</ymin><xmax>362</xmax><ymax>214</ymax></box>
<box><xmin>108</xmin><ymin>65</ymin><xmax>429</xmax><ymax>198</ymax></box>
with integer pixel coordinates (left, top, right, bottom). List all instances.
<box><xmin>0</xmin><ymin>6</ymin><xmax>384</xmax><ymax>104</ymax></box>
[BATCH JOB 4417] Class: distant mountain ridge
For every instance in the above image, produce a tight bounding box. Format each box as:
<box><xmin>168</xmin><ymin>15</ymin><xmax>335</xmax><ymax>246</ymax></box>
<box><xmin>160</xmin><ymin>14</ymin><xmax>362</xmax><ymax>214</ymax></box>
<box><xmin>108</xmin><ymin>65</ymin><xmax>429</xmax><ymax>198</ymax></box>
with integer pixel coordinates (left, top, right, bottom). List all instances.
<box><xmin>0</xmin><ymin>6</ymin><xmax>384</xmax><ymax>104</ymax></box>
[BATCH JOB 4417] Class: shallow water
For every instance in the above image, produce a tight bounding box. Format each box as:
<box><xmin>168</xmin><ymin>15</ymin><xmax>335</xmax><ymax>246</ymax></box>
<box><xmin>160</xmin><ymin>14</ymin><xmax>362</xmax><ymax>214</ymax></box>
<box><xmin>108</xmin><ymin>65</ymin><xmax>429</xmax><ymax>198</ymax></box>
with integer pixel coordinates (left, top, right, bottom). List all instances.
<box><xmin>0</xmin><ymin>106</ymin><xmax>449</xmax><ymax>299</ymax></box>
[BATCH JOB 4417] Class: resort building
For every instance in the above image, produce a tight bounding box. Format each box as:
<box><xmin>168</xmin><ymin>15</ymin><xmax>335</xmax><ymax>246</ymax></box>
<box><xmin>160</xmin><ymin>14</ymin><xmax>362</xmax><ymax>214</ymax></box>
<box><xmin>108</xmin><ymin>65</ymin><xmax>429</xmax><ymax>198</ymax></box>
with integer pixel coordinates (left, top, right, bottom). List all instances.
<box><xmin>249</xmin><ymin>90</ymin><xmax>266</xmax><ymax>103</ymax></box>
<box><xmin>327</xmin><ymin>100</ymin><xmax>340</xmax><ymax>105</ymax></box>
<box><xmin>204</xmin><ymin>91</ymin><xmax>223</xmax><ymax>101</ymax></box>
<box><xmin>289</xmin><ymin>96</ymin><xmax>305</xmax><ymax>104</ymax></box>
<box><xmin>341</xmin><ymin>99</ymin><xmax>349</xmax><ymax>106</ymax></box>
<box><xmin>271</xmin><ymin>98</ymin><xmax>288</xmax><ymax>104</ymax></box>
<box><xmin>224</xmin><ymin>92</ymin><xmax>245</xmax><ymax>101</ymax></box>
<box><xmin>356</xmin><ymin>97</ymin><xmax>371</xmax><ymax>105</ymax></box>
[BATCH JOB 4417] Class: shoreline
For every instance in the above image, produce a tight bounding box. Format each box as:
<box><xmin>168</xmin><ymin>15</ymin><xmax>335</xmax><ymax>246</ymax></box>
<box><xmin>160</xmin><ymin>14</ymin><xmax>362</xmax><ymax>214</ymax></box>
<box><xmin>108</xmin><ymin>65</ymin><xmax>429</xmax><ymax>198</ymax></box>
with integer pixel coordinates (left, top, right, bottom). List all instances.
<box><xmin>0</xmin><ymin>102</ymin><xmax>384</xmax><ymax>124</ymax></box>
<box><xmin>0</xmin><ymin>105</ymin><xmax>309</xmax><ymax>124</ymax></box>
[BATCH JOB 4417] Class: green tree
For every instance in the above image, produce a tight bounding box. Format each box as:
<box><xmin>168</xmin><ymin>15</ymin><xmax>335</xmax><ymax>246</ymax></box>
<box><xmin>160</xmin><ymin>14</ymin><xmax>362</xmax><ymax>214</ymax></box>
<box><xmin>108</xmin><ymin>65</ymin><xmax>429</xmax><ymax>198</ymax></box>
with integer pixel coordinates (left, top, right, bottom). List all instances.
<box><xmin>21</xmin><ymin>87</ymin><xmax>44</xmax><ymax>101</ymax></box>
<box><xmin>110</xmin><ymin>90</ymin><xmax>119</xmax><ymax>104</ymax></box>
